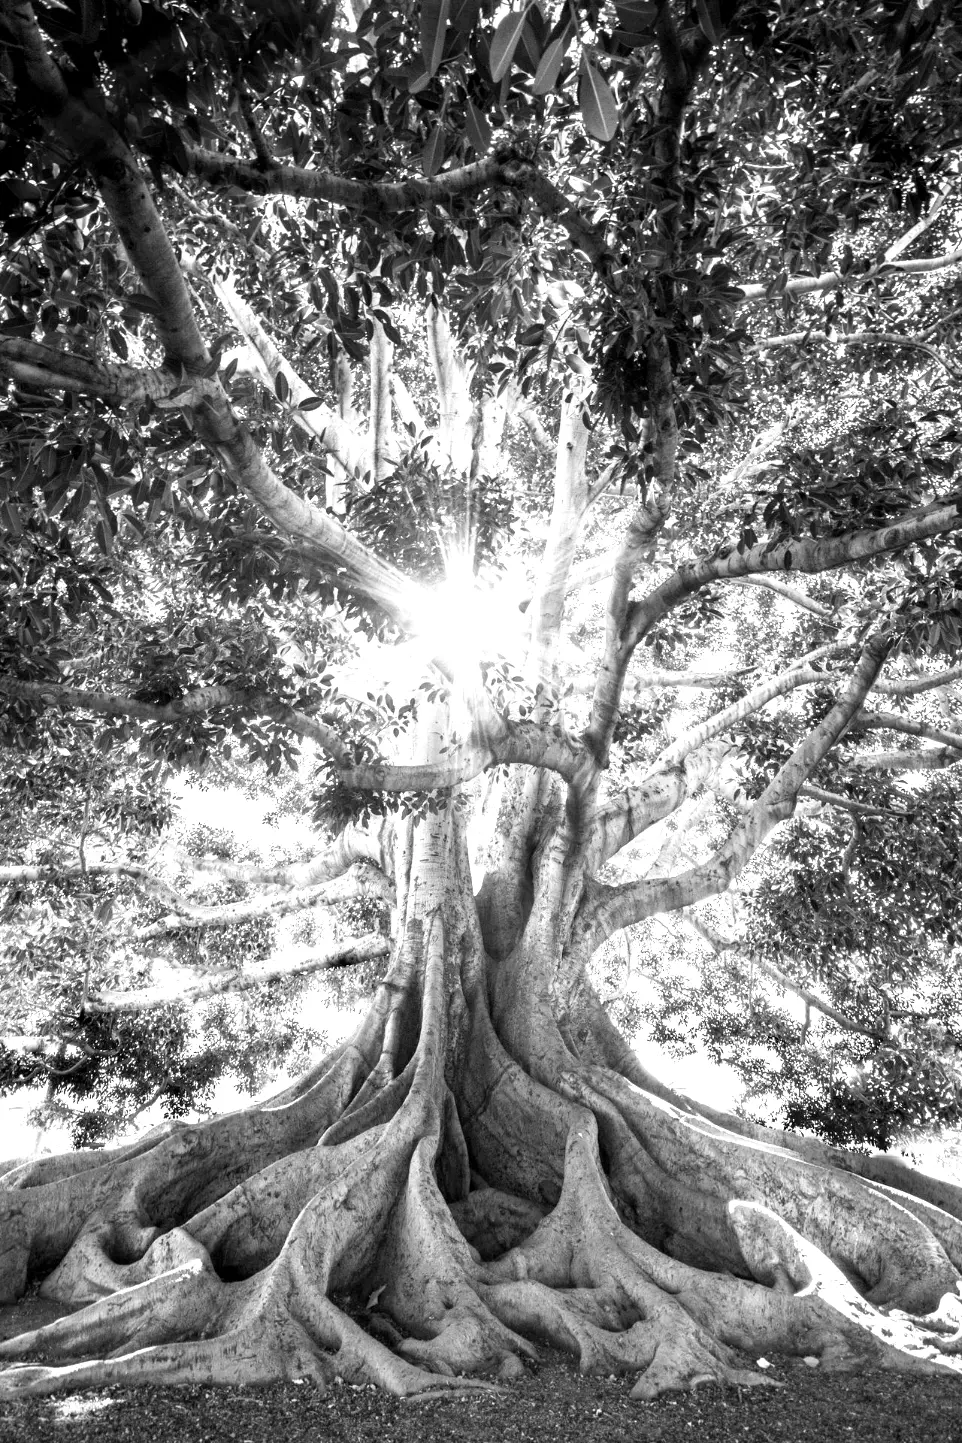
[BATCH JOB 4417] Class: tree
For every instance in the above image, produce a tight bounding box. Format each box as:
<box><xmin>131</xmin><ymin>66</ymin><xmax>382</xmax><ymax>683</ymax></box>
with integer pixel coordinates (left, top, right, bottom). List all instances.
<box><xmin>2</xmin><ymin>0</ymin><xmax>962</xmax><ymax>1404</ymax></box>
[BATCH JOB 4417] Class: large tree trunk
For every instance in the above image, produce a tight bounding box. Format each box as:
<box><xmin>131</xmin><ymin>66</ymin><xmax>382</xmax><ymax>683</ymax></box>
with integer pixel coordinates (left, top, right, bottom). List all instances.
<box><xmin>2</xmin><ymin>781</ymin><xmax>962</xmax><ymax>1403</ymax></box>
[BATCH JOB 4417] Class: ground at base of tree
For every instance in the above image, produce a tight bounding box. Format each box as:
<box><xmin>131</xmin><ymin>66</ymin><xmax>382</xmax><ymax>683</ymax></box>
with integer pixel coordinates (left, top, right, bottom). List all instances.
<box><xmin>0</xmin><ymin>1302</ymin><xmax>957</xmax><ymax>1443</ymax></box>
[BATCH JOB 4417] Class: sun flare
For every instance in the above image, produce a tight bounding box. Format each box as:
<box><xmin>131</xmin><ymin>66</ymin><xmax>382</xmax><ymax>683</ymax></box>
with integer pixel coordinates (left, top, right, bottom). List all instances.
<box><xmin>408</xmin><ymin>550</ymin><xmax>528</xmax><ymax>684</ymax></box>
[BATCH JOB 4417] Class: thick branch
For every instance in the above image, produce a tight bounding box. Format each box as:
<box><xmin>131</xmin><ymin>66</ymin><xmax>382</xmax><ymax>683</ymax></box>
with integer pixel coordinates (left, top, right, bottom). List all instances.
<box><xmin>6</xmin><ymin>0</ymin><xmax>207</xmax><ymax>366</ymax></box>
<box><xmin>0</xmin><ymin>338</ymin><xmax>210</xmax><ymax>405</ymax></box>
<box><xmin>584</xmin><ymin>497</ymin><xmax>671</xmax><ymax>767</ymax></box>
<box><xmin>5</xmin><ymin>8</ymin><xmax>422</xmax><ymax>632</ymax></box>
<box><xmin>526</xmin><ymin>390</ymin><xmax>590</xmax><ymax>690</ymax></box>
<box><xmin>341</xmin><ymin>716</ymin><xmax>588</xmax><ymax>792</ymax></box>
<box><xmin>626</xmin><ymin>497</ymin><xmax>962</xmax><ymax>648</ymax></box>
<box><xmin>203</xmin><ymin>271</ymin><xmax>369</xmax><ymax>475</ymax></box>
<box><xmin>85</xmin><ymin>933</ymin><xmax>390</xmax><ymax>1013</ymax></box>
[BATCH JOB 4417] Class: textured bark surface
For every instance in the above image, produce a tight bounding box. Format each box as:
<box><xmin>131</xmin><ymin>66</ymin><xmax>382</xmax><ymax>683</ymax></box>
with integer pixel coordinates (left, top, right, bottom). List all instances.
<box><xmin>2</xmin><ymin>789</ymin><xmax>962</xmax><ymax>1405</ymax></box>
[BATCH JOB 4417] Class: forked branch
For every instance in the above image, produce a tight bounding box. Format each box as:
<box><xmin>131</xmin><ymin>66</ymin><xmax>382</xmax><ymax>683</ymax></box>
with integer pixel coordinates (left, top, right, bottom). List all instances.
<box><xmin>578</xmin><ymin>638</ymin><xmax>888</xmax><ymax>946</ymax></box>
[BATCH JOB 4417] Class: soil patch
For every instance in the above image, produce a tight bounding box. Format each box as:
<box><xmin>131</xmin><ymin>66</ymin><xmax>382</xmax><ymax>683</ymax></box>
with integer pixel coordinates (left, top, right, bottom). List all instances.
<box><xmin>1</xmin><ymin>1350</ymin><xmax>960</xmax><ymax>1443</ymax></box>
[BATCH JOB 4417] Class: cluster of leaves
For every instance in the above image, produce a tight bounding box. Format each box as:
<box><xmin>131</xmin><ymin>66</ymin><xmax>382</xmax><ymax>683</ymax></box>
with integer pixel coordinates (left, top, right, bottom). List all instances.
<box><xmin>347</xmin><ymin>443</ymin><xmax>518</xmax><ymax>582</ymax></box>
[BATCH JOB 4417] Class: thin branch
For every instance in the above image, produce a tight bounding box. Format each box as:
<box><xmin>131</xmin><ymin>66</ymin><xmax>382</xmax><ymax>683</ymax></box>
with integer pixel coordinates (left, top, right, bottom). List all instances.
<box><xmin>847</xmin><ymin>745</ymin><xmax>962</xmax><ymax>772</ymax></box>
<box><xmin>235</xmin><ymin>72</ymin><xmax>272</xmax><ymax>169</ymax></box>
<box><xmin>729</xmin><ymin>574</ymin><xmax>838</xmax><ymax>620</ymax></box>
<box><xmin>859</xmin><ymin>709</ymin><xmax>962</xmax><ymax>753</ymax></box>
<box><xmin>681</xmin><ymin>912</ymin><xmax>883</xmax><ymax>1039</ymax></box>
<box><xmin>368</xmin><ymin>314</ymin><xmax>393</xmax><ymax>482</ymax></box>
<box><xmin>185</xmin><ymin>818</ymin><xmax>394</xmax><ymax>889</ymax></box>
<box><xmin>0</xmin><ymin>860</ymin><xmax>151</xmax><ymax>883</ymax></box>
<box><xmin>0</xmin><ymin>676</ymin><xmax>585</xmax><ymax>792</ymax></box>
<box><xmin>85</xmin><ymin>932</ymin><xmax>390</xmax><ymax>1013</ymax></box>
<box><xmin>579</xmin><ymin>638</ymin><xmax>888</xmax><ymax>945</ymax></box>
<box><xmin>526</xmin><ymin>387</ymin><xmax>591</xmax><ymax>691</ymax></box>
<box><xmin>798</xmin><ymin>784</ymin><xmax>908</xmax><ymax>818</ymax></box>
<box><xmin>0</xmin><ymin>676</ymin><xmax>353</xmax><ymax>766</ymax></box>
<box><xmin>651</xmin><ymin>664</ymin><xmax>827</xmax><ymax>773</ymax></box>
<box><xmin>133</xmin><ymin>863</ymin><xmax>393</xmax><ymax>941</ymax></box>
<box><xmin>199</xmin><ymin>268</ymin><xmax>370</xmax><ymax>475</ymax></box>
<box><xmin>624</xmin><ymin>663</ymin><xmax>757</xmax><ymax>691</ymax></box>
<box><xmin>737</xmin><ymin>246</ymin><xmax>962</xmax><ymax>305</ymax></box>
<box><xmin>586</xmin><ymin>751</ymin><xmax>719</xmax><ymax>870</ymax></box>
<box><xmin>513</xmin><ymin>399</ymin><xmax>555</xmax><ymax>457</ymax></box>
<box><xmin>165</xmin><ymin>140</ymin><xmax>614</xmax><ymax>271</ymax></box>
<box><xmin>752</xmin><ymin>329</ymin><xmax>962</xmax><ymax>381</ymax></box>
<box><xmin>882</xmin><ymin>190</ymin><xmax>952</xmax><ymax>263</ymax></box>
<box><xmin>173</xmin><ymin>144</ymin><xmax>508</xmax><ymax>210</ymax></box>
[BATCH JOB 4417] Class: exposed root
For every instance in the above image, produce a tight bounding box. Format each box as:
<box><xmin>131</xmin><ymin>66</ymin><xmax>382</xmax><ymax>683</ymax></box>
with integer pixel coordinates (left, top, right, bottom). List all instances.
<box><xmin>4</xmin><ymin>854</ymin><xmax>962</xmax><ymax>1405</ymax></box>
<box><xmin>479</xmin><ymin>1112</ymin><xmax>771</xmax><ymax>1398</ymax></box>
<box><xmin>572</xmin><ymin>1063</ymin><xmax>961</xmax><ymax>1313</ymax></box>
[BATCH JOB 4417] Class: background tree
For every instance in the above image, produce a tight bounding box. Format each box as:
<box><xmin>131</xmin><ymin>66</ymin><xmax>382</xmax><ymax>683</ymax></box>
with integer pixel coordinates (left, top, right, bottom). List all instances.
<box><xmin>2</xmin><ymin>0</ymin><xmax>962</xmax><ymax>1405</ymax></box>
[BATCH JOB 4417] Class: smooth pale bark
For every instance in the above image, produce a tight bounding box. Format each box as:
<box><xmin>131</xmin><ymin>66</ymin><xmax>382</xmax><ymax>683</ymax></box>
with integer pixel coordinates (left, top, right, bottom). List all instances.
<box><xmin>368</xmin><ymin>317</ymin><xmax>394</xmax><ymax>483</ymax></box>
<box><xmin>205</xmin><ymin>271</ymin><xmax>370</xmax><ymax>476</ymax></box>
<box><xmin>526</xmin><ymin>391</ymin><xmax>591</xmax><ymax>693</ymax></box>
<box><xmin>425</xmin><ymin>303</ymin><xmax>475</xmax><ymax>473</ymax></box>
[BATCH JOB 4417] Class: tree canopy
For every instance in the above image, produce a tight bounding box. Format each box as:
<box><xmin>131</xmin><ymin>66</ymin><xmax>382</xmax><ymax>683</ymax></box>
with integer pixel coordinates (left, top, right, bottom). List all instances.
<box><xmin>2</xmin><ymin>0</ymin><xmax>962</xmax><ymax>1406</ymax></box>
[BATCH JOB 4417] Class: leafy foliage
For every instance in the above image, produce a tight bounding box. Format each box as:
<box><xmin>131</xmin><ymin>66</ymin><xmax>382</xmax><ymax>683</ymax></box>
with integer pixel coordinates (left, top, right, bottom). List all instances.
<box><xmin>4</xmin><ymin>0</ymin><xmax>962</xmax><ymax>1158</ymax></box>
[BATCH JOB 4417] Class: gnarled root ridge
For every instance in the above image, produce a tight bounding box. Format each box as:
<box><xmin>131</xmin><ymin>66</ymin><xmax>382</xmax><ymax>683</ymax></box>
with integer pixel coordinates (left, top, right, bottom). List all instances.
<box><xmin>2</xmin><ymin>989</ymin><xmax>962</xmax><ymax>1402</ymax></box>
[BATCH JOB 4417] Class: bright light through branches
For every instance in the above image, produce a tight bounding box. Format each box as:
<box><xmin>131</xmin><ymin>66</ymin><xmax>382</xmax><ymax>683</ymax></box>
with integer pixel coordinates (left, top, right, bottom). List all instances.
<box><xmin>407</xmin><ymin>549</ymin><xmax>527</xmax><ymax>686</ymax></box>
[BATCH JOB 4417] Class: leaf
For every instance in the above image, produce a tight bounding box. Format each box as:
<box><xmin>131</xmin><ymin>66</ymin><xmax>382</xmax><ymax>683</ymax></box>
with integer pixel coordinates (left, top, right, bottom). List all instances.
<box><xmin>420</xmin><ymin>0</ymin><xmax>450</xmax><ymax>77</ymax></box>
<box><xmin>448</xmin><ymin>0</ymin><xmax>481</xmax><ymax>34</ymax></box>
<box><xmin>126</xmin><ymin>292</ymin><xmax>161</xmax><ymax>314</ymax></box>
<box><xmin>578</xmin><ymin>56</ymin><xmax>618</xmax><ymax>143</ymax></box>
<box><xmin>613</xmin><ymin>0</ymin><xmax>658</xmax><ymax>21</ymax></box>
<box><xmin>464</xmin><ymin>99</ymin><xmax>492</xmax><ymax>157</ymax></box>
<box><xmin>297</xmin><ymin>396</ymin><xmax>327</xmax><ymax>411</ymax></box>
<box><xmin>532</xmin><ymin>29</ymin><xmax>570</xmax><ymax>95</ymax></box>
<box><xmin>421</xmin><ymin>125</ymin><xmax>445</xmax><ymax>178</ymax></box>
<box><xmin>274</xmin><ymin>370</ymin><xmax>290</xmax><ymax>402</ymax></box>
<box><xmin>694</xmin><ymin>0</ymin><xmax>720</xmax><ymax>44</ymax></box>
<box><xmin>490</xmin><ymin>7</ymin><xmax>530</xmax><ymax>82</ymax></box>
